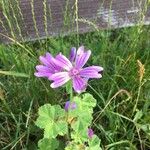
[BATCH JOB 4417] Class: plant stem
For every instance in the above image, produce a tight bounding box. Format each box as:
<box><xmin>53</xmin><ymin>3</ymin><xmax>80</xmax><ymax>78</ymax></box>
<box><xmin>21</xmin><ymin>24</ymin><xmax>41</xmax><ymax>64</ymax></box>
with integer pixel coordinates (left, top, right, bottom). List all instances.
<box><xmin>133</xmin><ymin>82</ymin><xmax>142</xmax><ymax>113</ymax></box>
<box><xmin>70</xmin><ymin>87</ymin><xmax>73</xmax><ymax>101</ymax></box>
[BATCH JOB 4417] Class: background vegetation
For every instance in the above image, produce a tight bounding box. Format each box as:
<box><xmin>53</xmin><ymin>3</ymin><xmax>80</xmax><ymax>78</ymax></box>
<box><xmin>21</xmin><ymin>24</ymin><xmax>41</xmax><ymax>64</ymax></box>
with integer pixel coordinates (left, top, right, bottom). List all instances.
<box><xmin>0</xmin><ymin>1</ymin><xmax>150</xmax><ymax>150</ymax></box>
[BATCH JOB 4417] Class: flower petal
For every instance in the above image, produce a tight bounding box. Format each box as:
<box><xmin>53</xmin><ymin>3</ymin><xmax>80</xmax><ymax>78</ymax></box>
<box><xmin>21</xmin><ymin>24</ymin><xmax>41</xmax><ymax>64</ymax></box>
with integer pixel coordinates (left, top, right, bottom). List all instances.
<box><xmin>73</xmin><ymin>76</ymin><xmax>87</xmax><ymax>93</ymax></box>
<box><xmin>75</xmin><ymin>46</ymin><xmax>84</xmax><ymax>66</ymax></box>
<box><xmin>77</xmin><ymin>46</ymin><xmax>84</xmax><ymax>55</ymax></box>
<box><xmin>39</xmin><ymin>55</ymin><xmax>50</xmax><ymax>66</ymax></box>
<box><xmin>39</xmin><ymin>56</ymin><xmax>52</xmax><ymax>68</ymax></box>
<box><xmin>49</xmin><ymin>72</ymin><xmax>68</xmax><ymax>80</ymax></box>
<box><xmin>40</xmin><ymin>53</ymin><xmax>62</xmax><ymax>72</ymax></box>
<box><xmin>34</xmin><ymin>72</ymin><xmax>52</xmax><ymax>77</ymax></box>
<box><xmin>34</xmin><ymin>65</ymin><xmax>53</xmax><ymax>77</ymax></box>
<box><xmin>49</xmin><ymin>72</ymin><xmax>71</xmax><ymax>88</ymax></box>
<box><xmin>83</xmin><ymin>66</ymin><xmax>103</xmax><ymax>72</ymax></box>
<box><xmin>54</xmin><ymin>53</ymin><xmax>73</xmax><ymax>71</ymax></box>
<box><xmin>75</xmin><ymin>47</ymin><xmax>91</xmax><ymax>68</ymax></box>
<box><xmin>80</xmin><ymin>66</ymin><xmax>103</xmax><ymax>78</ymax></box>
<box><xmin>45</xmin><ymin>52</ymin><xmax>53</xmax><ymax>60</ymax></box>
<box><xmin>36</xmin><ymin>65</ymin><xmax>53</xmax><ymax>73</ymax></box>
<box><xmin>51</xmin><ymin>56</ymin><xmax>62</xmax><ymax>71</ymax></box>
<box><xmin>69</xmin><ymin>47</ymin><xmax>76</xmax><ymax>62</ymax></box>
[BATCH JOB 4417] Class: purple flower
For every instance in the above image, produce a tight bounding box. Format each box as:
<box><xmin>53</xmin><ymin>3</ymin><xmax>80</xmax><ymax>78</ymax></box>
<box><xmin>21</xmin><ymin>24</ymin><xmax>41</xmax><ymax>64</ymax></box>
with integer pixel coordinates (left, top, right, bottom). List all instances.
<box><xmin>88</xmin><ymin>128</ymin><xmax>94</xmax><ymax>138</ymax></box>
<box><xmin>65</xmin><ymin>101</ymin><xmax>77</xmax><ymax>111</ymax></box>
<box><xmin>49</xmin><ymin>46</ymin><xmax>103</xmax><ymax>93</ymax></box>
<box><xmin>34</xmin><ymin>52</ymin><xmax>61</xmax><ymax>78</ymax></box>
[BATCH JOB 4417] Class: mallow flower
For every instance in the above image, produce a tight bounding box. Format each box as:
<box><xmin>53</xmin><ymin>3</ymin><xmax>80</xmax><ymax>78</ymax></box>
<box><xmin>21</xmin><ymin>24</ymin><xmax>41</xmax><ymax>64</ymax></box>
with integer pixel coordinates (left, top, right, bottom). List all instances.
<box><xmin>49</xmin><ymin>46</ymin><xmax>103</xmax><ymax>93</ymax></box>
<box><xmin>34</xmin><ymin>52</ymin><xmax>62</xmax><ymax>78</ymax></box>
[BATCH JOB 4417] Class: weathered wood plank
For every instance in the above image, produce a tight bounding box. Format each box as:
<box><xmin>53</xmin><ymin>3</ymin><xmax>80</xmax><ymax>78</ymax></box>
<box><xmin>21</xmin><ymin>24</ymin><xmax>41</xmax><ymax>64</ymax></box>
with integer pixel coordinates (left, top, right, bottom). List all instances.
<box><xmin>0</xmin><ymin>0</ymin><xmax>149</xmax><ymax>43</ymax></box>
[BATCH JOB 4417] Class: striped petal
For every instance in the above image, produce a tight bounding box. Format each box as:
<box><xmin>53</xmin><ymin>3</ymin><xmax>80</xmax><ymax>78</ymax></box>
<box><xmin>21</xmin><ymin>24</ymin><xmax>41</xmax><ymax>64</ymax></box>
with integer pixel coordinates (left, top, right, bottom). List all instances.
<box><xmin>73</xmin><ymin>76</ymin><xmax>87</xmax><ymax>93</ymax></box>
<box><xmin>54</xmin><ymin>53</ymin><xmax>73</xmax><ymax>71</ymax></box>
<box><xmin>39</xmin><ymin>53</ymin><xmax>60</xmax><ymax>71</ymax></box>
<box><xmin>36</xmin><ymin>65</ymin><xmax>53</xmax><ymax>73</ymax></box>
<box><xmin>34</xmin><ymin>65</ymin><xmax>53</xmax><ymax>77</ymax></box>
<box><xmin>80</xmin><ymin>66</ymin><xmax>103</xmax><ymax>78</ymax></box>
<box><xmin>75</xmin><ymin>47</ymin><xmax>91</xmax><ymax>68</ymax></box>
<box><xmin>49</xmin><ymin>72</ymin><xmax>71</xmax><ymax>88</ymax></box>
<box><xmin>69</xmin><ymin>47</ymin><xmax>76</xmax><ymax>62</ymax></box>
<box><xmin>84</xmin><ymin>66</ymin><xmax>103</xmax><ymax>72</ymax></box>
<box><xmin>39</xmin><ymin>55</ymin><xmax>51</xmax><ymax>67</ymax></box>
<box><xmin>34</xmin><ymin>72</ymin><xmax>52</xmax><ymax>77</ymax></box>
<box><xmin>45</xmin><ymin>52</ymin><xmax>53</xmax><ymax>60</ymax></box>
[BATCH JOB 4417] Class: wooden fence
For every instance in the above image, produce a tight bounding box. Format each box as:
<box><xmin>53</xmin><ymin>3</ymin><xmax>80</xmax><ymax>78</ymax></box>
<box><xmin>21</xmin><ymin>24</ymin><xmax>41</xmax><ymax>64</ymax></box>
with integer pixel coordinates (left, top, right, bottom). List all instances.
<box><xmin>0</xmin><ymin>0</ymin><xmax>150</xmax><ymax>43</ymax></box>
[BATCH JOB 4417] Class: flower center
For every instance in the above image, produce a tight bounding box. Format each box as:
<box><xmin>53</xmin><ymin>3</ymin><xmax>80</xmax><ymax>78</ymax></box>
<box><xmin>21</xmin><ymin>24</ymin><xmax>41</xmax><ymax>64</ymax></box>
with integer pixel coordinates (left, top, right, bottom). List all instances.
<box><xmin>69</xmin><ymin>68</ymin><xmax>79</xmax><ymax>77</ymax></box>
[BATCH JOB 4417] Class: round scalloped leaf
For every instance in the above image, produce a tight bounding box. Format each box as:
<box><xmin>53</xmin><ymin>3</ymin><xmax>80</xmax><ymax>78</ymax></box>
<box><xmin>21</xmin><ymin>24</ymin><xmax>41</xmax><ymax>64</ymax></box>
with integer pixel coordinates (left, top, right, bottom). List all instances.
<box><xmin>71</xmin><ymin>127</ymin><xmax>89</xmax><ymax>143</ymax></box>
<box><xmin>38</xmin><ymin>138</ymin><xmax>59</xmax><ymax>150</ymax></box>
<box><xmin>68</xmin><ymin>93</ymin><xmax>96</xmax><ymax>132</ymax></box>
<box><xmin>70</xmin><ymin>93</ymin><xmax>96</xmax><ymax>117</ymax></box>
<box><xmin>73</xmin><ymin>93</ymin><xmax>97</xmax><ymax>111</ymax></box>
<box><xmin>65</xmin><ymin>142</ymin><xmax>86</xmax><ymax>150</ymax></box>
<box><xmin>81</xmin><ymin>93</ymin><xmax>97</xmax><ymax>108</ymax></box>
<box><xmin>44</xmin><ymin>120</ymin><xmax>68</xmax><ymax>138</ymax></box>
<box><xmin>70</xmin><ymin>112</ymin><xmax>92</xmax><ymax>134</ymax></box>
<box><xmin>35</xmin><ymin>104</ymin><xmax>68</xmax><ymax>138</ymax></box>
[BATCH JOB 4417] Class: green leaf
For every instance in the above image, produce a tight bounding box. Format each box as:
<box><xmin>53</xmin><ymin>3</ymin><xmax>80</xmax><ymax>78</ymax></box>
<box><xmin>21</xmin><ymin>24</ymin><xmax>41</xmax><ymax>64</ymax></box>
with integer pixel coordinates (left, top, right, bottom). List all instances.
<box><xmin>65</xmin><ymin>142</ymin><xmax>86</xmax><ymax>150</ymax></box>
<box><xmin>87</xmin><ymin>135</ymin><xmax>102</xmax><ymax>150</ymax></box>
<box><xmin>138</xmin><ymin>124</ymin><xmax>150</xmax><ymax>136</ymax></box>
<box><xmin>81</xmin><ymin>93</ymin><xmax>97</xmax><ymax>108</ymax></box>
<box><xmin>38</xmin><ymin>138</ymin><xmax>59</xmax><ymax>150</ymax></box>
<box><xmin>36</xmin><ymin>104</ymin><xmax>68</xmax><ymax>138</ymax></box>
<box><xmin>71</xmin><ymin>127</ymin><xmax>89</xmax><ymax>143</ymax></box>
<box><xmin>70</xmin><ymin>112</ymin><xmax>92</xmax><ymax>140</ymax></box>
<box><xmin>68</xmin><ymin>93</ymin><xmax>97</xmax><ymax>142</ymax></box>
<box><xmin>71</xmin><ymin>93</ymin><xmax>96</xmax><ymax>129</ymax></box>
<box><xmin>133</xmin><ymin>110</ymin><xmax>143</xmax><ymax>122</ymax></box>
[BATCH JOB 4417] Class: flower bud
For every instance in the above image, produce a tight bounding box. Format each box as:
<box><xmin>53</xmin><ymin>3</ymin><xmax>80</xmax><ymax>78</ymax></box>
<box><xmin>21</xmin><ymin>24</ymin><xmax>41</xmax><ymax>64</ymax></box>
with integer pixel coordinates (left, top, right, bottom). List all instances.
<box><xmin>65</xmin><ymin>101</ymin><xmax>77</xmax><ymax>111</ymax></box>
<box><xmin>88</xmin><ymin>128</ymin><xmax>94</xmax><ymax>138</ymax></box>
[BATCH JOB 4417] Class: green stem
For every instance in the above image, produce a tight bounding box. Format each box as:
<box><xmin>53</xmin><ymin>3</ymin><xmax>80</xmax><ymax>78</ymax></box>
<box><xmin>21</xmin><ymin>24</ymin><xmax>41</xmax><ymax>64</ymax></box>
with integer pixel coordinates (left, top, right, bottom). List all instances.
<box><xmin>66</xmin><ymin>113</ymin><xmax>70</xmax><ymax>141</ymax></box>
<box><xmin>133</xmin><ymin>81</ymin><xmax>142</xmax><ymax>113</ymax></box>
<box><xmin>70</xmin><ymin>87</ymin><xmax>73</xmax><ymax>101</ymax></box>
<box><xmin>65</xmin><ymin>81</ymin><xmax>73</xmax><ymax>101</ymax></box>
<box><xmin>65</xmin><ymin>83</ymin><xmax>73</xmax><ymax>141</ymax></box>
<box><xmin>106</xmin><ymin>140</ymin><xmax>136</xmax><ymax>150</ymax></box>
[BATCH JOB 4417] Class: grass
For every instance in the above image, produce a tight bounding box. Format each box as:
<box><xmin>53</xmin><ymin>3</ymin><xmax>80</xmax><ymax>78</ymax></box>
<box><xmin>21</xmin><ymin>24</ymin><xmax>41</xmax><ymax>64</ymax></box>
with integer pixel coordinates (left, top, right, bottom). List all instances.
<box><xmin>0</xmin><ymin>1</ymin><xmax>150</xmax><ymax>149</ymax></box>
<box><xmin>0</xmin><ymin>26</ymin><xmax>150</xmax><ymax>150</ymax></box>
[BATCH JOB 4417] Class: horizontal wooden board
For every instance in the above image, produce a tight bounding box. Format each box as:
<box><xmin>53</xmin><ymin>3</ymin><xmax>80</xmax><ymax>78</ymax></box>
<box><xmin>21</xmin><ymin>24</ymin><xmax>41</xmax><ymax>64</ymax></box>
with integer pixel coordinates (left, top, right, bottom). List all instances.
<box><xmin>0</xmin><ymin>0</ymin><xmax>150</xmax><ymax>43</ymax></box>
